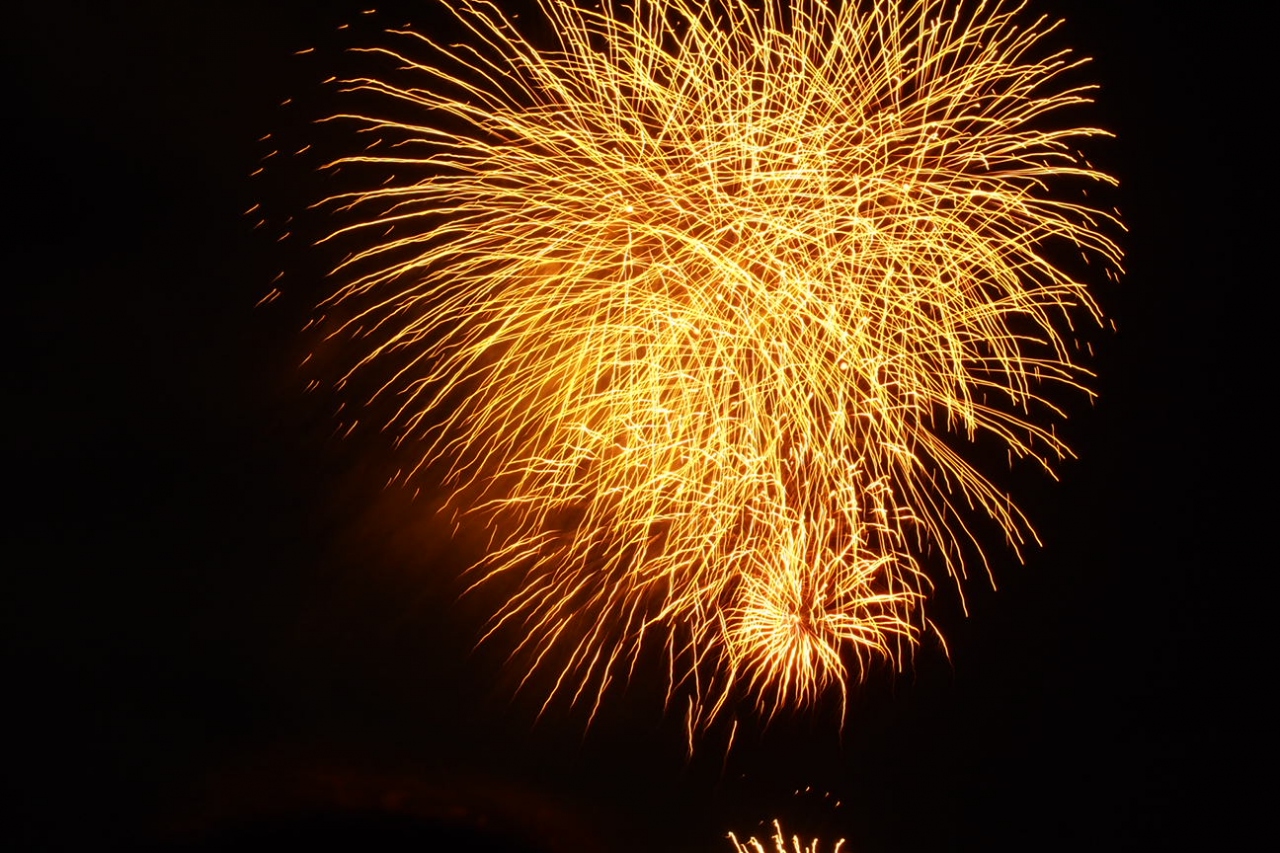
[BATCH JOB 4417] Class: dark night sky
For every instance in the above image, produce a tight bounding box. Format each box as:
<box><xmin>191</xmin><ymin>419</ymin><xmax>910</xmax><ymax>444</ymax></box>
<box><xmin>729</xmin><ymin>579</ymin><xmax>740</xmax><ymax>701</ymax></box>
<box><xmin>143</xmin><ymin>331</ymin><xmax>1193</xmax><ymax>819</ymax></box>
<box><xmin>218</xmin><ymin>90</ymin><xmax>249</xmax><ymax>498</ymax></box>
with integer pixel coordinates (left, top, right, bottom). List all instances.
<box><xmin>5</xmin><ymin>2</ymin><xmax>1250</xmax><ymax>851</ymax></box>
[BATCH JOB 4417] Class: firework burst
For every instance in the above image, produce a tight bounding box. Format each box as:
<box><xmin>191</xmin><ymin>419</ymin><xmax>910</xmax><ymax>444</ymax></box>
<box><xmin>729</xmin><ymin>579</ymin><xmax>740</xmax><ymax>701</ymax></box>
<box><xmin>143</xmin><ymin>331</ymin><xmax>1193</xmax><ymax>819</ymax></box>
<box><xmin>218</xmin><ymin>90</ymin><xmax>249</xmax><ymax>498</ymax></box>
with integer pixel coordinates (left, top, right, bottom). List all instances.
<box><xmin>728</xmin><ymin>819</ymin><xmax>845</xmax><ymax>853</ymax></box>
<box><xmin>309</xmin><ymin>0</ymin><xmax>1122</xmax><ymax>736</ymax></box>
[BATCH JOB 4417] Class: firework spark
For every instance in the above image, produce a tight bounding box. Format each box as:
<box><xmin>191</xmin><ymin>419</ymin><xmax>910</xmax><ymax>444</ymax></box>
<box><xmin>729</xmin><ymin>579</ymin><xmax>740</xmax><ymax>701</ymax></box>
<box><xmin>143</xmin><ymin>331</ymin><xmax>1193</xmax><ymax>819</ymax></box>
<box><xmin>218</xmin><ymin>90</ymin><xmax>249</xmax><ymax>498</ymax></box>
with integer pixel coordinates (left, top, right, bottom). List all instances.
<box><xmin>728</xmin><ymin>819</ymin><xmax>846</xmax><ymax>853</ymax></box>
<box><xmin>311</xmin><ymin>0</ymin><xmax>1122</xmax><ymax>735</ymax></box>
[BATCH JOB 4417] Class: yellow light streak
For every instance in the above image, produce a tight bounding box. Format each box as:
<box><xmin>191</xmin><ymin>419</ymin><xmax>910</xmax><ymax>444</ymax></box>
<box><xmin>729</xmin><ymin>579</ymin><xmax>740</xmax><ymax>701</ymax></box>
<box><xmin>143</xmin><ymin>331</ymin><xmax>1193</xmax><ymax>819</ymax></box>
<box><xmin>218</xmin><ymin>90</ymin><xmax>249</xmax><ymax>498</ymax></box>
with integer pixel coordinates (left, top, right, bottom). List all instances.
<box><xmin>311</xmin><ymin>0</ymin><xmax>1122</xmax><ymax>737</ymax></box>
<box><xmin>729</xmin><ymin>819</ymin><xmax>846</xmax><ymax>853</ymax></box>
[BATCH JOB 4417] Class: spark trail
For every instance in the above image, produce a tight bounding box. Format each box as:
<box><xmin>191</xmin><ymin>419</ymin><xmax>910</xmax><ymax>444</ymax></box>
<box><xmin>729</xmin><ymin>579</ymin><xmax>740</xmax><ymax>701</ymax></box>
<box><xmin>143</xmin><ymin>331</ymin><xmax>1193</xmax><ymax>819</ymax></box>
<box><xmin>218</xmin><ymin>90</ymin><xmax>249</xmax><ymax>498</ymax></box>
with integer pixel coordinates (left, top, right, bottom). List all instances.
<box><xmin>729</xmin><ymin>819</ymin><xmax>846</xmax><ymax>853</ymax></box>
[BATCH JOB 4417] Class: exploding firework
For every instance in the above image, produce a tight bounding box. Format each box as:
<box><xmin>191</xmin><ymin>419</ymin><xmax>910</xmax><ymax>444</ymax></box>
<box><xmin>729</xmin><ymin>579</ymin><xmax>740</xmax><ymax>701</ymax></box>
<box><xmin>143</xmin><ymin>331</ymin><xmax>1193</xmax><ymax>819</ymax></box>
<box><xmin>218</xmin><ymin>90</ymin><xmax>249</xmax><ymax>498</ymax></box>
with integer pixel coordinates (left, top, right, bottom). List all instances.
<box><xmin>728</xmin><ymin>820</ymin><xmax>845</xmax><ymax>853</ymax></box>
<box><xmin>309</xmin><ymin>0</ymin><xmax>1121</xmax><ymax>735</ymax></box>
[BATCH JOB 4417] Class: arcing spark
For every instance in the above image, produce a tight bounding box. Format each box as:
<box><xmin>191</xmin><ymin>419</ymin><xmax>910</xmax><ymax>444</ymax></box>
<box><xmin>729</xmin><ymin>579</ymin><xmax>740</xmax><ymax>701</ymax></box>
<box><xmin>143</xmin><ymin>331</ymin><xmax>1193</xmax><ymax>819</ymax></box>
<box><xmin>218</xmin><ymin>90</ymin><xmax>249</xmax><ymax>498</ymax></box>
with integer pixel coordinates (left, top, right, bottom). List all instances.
<box><xmin>729</xmin><ymin>819</ymin><xmax>846</xmax><ymax>853</ymax></box>
<box><xmin>312</xmin><ymin>0</ymin><xmax>1122</xmax><ymax>735</ymax></box>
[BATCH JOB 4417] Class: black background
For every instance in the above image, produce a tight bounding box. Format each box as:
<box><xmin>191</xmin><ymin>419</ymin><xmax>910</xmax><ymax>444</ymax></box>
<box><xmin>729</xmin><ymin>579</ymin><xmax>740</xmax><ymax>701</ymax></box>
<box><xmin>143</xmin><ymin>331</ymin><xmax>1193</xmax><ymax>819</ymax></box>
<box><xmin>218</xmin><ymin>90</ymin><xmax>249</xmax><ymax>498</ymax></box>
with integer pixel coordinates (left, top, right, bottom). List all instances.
<box><xmin>6</xmin><ymin>2</ymin><xmax>1248</xmax><ymax>851</ymax></box>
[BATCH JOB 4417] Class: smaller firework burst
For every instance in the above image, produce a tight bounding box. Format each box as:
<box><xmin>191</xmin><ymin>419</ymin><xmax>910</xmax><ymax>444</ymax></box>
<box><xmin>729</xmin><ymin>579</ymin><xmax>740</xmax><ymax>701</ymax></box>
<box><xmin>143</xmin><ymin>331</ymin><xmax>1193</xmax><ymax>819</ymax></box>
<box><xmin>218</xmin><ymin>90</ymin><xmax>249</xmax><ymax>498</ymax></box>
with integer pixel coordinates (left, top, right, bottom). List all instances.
<box><xmin>722</xmin><ymin>500</ymin><xmax>923</xmax><ymax>720</ymax></box>
<box><xmin>728</xmin><ymin>819</ymin><xmax>845</xmax><ymax>853</ymax></box>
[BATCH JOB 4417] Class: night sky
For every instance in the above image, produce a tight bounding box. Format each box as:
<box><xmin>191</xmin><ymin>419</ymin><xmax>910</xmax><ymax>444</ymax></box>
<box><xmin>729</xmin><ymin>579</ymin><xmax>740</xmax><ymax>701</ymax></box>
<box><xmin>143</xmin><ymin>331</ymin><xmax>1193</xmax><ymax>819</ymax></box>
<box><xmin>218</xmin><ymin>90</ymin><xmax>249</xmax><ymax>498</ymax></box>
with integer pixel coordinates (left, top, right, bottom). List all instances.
<box><xmin>7</xmin><ymin>2</ymin><xmax>1246</xmax><ymax>851</ymax></box>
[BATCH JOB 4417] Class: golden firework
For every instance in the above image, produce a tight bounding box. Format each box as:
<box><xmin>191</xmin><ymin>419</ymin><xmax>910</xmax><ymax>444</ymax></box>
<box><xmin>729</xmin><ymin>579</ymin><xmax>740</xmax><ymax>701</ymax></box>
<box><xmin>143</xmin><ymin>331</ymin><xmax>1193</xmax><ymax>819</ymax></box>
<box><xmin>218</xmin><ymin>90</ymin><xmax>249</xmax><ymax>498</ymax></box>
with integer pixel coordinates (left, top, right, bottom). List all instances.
<box><xmin>728</xmin><ymin>819</ymin><xmax>846</xmax><ymax>853</ymax></box>
<box><xmin>312</xmin><ymin>0</ymin><xmax>1122</xmax><ymax>735</ymax></box>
